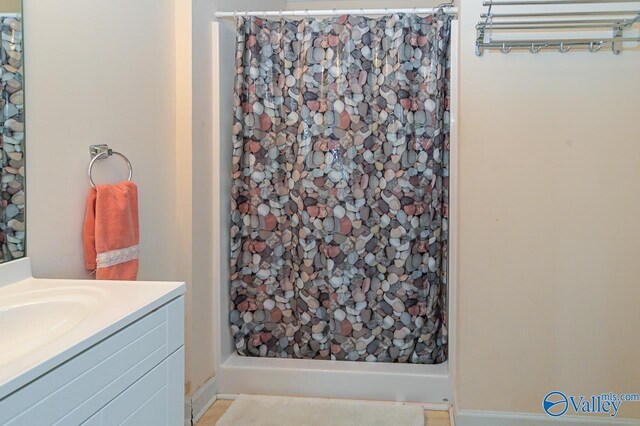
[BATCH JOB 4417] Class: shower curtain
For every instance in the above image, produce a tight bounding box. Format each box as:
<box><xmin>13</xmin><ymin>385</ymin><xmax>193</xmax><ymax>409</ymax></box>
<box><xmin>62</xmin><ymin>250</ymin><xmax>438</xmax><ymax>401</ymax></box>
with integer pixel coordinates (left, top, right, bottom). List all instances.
<box><xmin>230</xmin><ymin>12</ymin><xmax>451</xmax><ymax>364</ymax></box>
<box><xmin>0</xmin><ymin>16</ymin><xmax>24</xmax><ymax>262</ymax></box>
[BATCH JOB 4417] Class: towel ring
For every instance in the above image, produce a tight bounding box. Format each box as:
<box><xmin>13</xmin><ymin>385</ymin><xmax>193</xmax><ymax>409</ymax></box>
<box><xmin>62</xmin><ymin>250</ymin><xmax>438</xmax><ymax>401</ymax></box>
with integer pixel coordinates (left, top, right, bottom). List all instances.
<box><xmin>88</xmin><ymin>149</ymin><xmax>133</xmax><ymax>189</ymax></box>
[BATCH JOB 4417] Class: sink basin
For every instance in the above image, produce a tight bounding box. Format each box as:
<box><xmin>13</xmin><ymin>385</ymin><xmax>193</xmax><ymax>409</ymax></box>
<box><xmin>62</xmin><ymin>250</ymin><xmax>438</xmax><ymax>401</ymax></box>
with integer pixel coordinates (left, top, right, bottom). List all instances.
<box><xmin>0</xmin><ymin>288</ymin><xmax>104</xmax><ymax>362</ymax></box>
<box><xmin>0</xmin><ymin>258</ymin><xmax>185</xmax><ymax>400</ymax></box>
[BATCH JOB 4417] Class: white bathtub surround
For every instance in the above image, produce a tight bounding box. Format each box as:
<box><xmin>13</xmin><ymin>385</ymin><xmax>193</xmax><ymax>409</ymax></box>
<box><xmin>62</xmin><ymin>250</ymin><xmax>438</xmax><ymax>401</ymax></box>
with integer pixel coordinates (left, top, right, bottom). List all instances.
<box><xmin>217</xmin><ymin>394</ymin><xmax>424</xmax><ymax>426</ymax></box>
<box><xmin>0</xmin><ymin>258</ymin><xmax>186</xmax><ymax>425</ymax></box>
<box><xmin>217</xmin><ymin>353</ymin><xmax>452</xmax><ymax>406</ymax></box>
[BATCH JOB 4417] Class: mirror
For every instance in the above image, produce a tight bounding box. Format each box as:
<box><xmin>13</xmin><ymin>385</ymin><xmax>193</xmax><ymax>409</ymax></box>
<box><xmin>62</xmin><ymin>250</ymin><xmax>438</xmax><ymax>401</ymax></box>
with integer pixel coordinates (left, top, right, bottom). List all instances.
<box><xmin>0</xmin><ymin>0</ymin><xmax>23</xmax><ymax>263</ymax></box>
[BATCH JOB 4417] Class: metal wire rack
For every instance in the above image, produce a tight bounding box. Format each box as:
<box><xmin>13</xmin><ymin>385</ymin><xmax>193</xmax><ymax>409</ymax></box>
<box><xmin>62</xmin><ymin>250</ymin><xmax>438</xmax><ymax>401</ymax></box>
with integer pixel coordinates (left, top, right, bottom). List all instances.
<box><xmin>476</xmin><ymin>0</ymin><xmax>640</xmax><ymax>55</ymax></box>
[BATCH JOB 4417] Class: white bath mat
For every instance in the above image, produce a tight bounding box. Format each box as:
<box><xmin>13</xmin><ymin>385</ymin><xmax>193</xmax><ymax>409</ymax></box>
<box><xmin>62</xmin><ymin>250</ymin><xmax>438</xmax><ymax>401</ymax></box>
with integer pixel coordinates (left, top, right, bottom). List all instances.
<box><xmin>216</xmin><ymin>394</ymin><xmax>424</xmax><ymax>426</ymax></box>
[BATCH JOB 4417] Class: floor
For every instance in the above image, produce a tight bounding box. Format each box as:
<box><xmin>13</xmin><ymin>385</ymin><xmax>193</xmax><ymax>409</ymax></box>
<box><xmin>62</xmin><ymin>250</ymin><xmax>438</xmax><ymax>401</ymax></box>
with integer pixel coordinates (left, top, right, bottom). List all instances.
<box><xmin>196</xmin><ymin>399</ymin><xmax>451</xmax><ymax>426</ymax></box>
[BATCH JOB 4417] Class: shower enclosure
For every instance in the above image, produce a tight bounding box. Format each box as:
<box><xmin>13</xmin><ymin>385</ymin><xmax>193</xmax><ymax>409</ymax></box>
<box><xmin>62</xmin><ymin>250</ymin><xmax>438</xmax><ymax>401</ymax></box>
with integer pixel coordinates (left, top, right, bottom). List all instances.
<box><xmin>211</xmin><ymin>9</ymin><xmax>458</xmax><ymax>405</ymax></box>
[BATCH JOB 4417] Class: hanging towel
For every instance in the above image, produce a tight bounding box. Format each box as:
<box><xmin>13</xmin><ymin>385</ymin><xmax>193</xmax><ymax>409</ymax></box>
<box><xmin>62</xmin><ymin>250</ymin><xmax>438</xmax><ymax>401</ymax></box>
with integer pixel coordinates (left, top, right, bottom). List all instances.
<box><xmin>83</xmin><ymin>181</ymin><xmax>139</xmax><ymax>280</ymax></box>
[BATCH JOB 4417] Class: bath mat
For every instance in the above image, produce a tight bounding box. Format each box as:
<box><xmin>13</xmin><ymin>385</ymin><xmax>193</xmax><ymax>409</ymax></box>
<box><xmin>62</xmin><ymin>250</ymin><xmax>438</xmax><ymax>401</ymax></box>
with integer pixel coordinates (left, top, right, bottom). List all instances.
<box><xmin>216</xmin><ymin>394</ymin><xmax>424</xmax><ymax>426</ymax></box>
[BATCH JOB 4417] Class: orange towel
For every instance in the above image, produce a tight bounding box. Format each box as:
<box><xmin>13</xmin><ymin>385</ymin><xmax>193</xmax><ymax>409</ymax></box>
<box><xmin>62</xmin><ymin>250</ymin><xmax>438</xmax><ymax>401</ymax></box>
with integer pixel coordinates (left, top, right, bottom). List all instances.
<box><xmin>83</xmin><ymin>181</ymin><xmax>139</xmax><ymax>280</ymax></box>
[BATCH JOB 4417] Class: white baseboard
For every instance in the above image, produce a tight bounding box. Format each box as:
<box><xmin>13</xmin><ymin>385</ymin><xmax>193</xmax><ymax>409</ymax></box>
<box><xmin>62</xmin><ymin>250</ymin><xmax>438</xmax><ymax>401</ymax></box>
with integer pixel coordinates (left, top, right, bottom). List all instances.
<box><xmin>184</xmin><ymin>376</ymin><xmax>218</xmax><ymax>426</ymax></box>
<box><xmin>449</xmin><ymin>406</ymin><xmax>457</xmax><ymax>426</ymax></box>
<box><xmin>456</xmin><ymin>410</ymin><xmax>640</xmax><ymax>426</ymax></box>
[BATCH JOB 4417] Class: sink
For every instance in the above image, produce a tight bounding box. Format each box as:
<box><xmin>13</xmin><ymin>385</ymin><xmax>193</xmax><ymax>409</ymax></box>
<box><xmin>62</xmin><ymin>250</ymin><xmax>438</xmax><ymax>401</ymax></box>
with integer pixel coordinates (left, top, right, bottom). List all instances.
<box><xmin>0</xmin><ymin>258</ymin><xmax>185</xmax><ymax>400</ymax></box>
<box><xmin>0</xmin><ymin>288</ymin><xmax>104</xmax><ymax>363</ymax></box>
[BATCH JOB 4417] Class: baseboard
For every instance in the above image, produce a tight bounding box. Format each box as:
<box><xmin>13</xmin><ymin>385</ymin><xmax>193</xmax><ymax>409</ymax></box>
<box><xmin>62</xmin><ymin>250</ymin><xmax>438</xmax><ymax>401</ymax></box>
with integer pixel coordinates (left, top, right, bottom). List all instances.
<box><xmin>184</xmin><ymin>376</ymin><xmax>218</xmax><ymax>426</ymax></box>
<box><xmin>456</xmin><ymin>410</ymin><xmax>640</xmax><ymax>426</ymax></box>
<box><xmin>449</xmin><ymin>406</ymin><xmax>457</xmax><ymax>426</ymax></box>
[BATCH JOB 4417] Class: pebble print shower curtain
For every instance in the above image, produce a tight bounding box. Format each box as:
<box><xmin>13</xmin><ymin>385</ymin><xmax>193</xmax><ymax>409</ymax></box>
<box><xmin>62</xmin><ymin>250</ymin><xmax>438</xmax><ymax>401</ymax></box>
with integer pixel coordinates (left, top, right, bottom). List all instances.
<box><xmin>0</xmin><ymin>16</ymin><xmax>25</xmax><ymax>262</ymax></box>
<box><xmin>230</xmin><ymin>12</ymin><xmax>451</xmax><ymax>364</ymax></box>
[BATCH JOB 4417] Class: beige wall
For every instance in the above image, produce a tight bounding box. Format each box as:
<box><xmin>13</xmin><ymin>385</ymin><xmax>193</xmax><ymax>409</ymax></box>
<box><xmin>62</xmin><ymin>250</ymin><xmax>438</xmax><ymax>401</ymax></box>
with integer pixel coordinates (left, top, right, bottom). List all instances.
<box><xmin>175</xmin><ymin>0</ymin><xmax>194</xmax><ymax>398</ymax></box>
<box><xmin>0</xmin><ymin>0</ymin><xmax>20</xmax><ymax>13</ymax></box>
<box><xmin>189</xmin><ymin>0</ymin><xmax>214</xmax><ymax>396</ymax></box>
<box><xmin>25</xmin><ymin>0</ymin><xmax>178</xmax><ymax>282</ymax></box>
<box><xmin>457</xmin><ymin>0</ymin><xmax>640</xmax><ymax>420</ymax></box>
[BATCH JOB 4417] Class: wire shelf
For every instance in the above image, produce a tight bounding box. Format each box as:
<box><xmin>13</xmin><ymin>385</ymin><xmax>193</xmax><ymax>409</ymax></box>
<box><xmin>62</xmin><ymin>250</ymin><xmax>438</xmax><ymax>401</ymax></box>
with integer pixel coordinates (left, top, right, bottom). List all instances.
<box><xmin>476</xmin><ymin>0</ymin><xmax>640</xmax><ymax>55</ymax></box>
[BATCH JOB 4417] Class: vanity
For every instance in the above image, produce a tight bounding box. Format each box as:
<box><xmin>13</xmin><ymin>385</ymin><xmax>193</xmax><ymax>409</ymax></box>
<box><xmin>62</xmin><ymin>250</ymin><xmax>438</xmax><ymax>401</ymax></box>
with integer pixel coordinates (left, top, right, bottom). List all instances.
<box><xmin>0</xmin><ymin>259</ymin><xmax>186</xmax><ymax>425</ymax></box>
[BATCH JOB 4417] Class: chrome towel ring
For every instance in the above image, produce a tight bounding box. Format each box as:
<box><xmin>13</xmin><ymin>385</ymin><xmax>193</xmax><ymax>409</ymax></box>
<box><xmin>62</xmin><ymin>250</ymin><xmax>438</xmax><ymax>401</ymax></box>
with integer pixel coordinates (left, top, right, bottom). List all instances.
<box><xmin>88</xmin><ymin>144</ymin><xmax>133</xmax><ymax>189</ymax></box>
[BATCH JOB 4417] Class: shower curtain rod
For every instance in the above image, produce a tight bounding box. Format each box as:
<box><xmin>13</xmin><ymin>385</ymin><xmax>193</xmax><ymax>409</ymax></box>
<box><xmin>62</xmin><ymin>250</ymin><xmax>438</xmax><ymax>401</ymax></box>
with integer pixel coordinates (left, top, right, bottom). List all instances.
<box><xmin>214</xmin><ymin>7</ymin><xmax>458</xmax><ymax>18</ymax></box>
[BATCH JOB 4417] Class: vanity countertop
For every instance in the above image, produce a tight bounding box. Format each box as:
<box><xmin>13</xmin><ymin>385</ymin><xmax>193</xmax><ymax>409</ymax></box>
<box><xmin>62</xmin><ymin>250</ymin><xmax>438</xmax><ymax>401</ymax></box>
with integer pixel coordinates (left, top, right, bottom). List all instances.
<box><xmin>0</xmin><ymin>258</ymin><xmax>185</xmax><ymax>400</ymax></box>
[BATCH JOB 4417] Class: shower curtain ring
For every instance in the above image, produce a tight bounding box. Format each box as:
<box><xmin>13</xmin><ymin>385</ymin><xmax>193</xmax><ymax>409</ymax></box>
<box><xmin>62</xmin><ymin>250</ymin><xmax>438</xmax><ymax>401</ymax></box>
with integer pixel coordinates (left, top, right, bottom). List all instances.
<box><xmin>500</xmin><ymin>43</ymin><xmax>512</xmax><ymax>54</ymax></box>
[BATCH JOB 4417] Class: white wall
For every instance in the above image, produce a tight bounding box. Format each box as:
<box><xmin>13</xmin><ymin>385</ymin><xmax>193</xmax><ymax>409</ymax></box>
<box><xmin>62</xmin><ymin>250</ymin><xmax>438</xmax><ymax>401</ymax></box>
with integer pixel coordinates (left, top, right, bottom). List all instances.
<box><xmin>24</xmin><ymin>0</ymin><xmax>178</xmax><ymax>282</ymax></box>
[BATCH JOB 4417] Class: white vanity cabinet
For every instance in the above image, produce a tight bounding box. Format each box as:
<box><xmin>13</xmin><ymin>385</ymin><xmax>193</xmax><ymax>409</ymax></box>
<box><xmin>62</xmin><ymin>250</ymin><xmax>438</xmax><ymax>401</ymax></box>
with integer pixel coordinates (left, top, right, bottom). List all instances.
<box><xmin>0</xmin><ymin>295</ymin><xmax>185</xmax><ymax>426</ymax></box>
